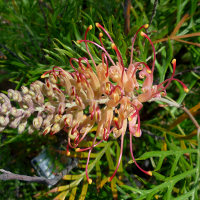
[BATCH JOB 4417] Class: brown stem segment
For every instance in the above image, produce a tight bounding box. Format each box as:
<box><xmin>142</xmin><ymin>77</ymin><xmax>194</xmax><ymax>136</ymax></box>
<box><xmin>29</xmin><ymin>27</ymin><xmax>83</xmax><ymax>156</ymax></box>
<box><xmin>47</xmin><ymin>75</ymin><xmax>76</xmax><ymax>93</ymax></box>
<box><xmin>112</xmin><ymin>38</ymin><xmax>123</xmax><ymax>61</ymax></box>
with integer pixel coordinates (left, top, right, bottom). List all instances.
<box><xmin>0</xmin><ymin>159</ymin><xmax>78</xmax><ymax>185</ymax></box>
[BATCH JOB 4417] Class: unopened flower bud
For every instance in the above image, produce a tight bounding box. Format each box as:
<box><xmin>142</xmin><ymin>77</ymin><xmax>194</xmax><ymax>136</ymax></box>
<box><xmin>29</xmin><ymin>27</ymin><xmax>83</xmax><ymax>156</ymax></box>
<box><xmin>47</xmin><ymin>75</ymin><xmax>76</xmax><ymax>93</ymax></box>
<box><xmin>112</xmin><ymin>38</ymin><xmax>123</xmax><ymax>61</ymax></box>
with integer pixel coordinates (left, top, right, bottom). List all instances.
<box><xmin>35</xmin><ymin>93</ymin><xmax>44</xmax><ymax>105</ymax></box>
<box><xmin>1</xmin><ymin>103</ymin><xmax>8</xmax><ymax>114</ymax></box>
<box><xmin>44</xmin><ymin>103</ymin><xmax>55</xmax><ymax>113</ymax></box>
<box><xmin>34</xmin><ymin>81</ymin><xmax>44</xmax><ymax>89</ymax></box>
<box><xmin>33</xmin><ymin>116</ymin><xmax>43</xmax><ymax>129</ymax></box>
<box><xmin>18</xmin><ymin>121</ymin><xmax>27</xmax><ymax>134</ymax></box>
<box><xmin>54</xmin><ymin>114</ymin><xmax>62</xmax><ymax>123</ymax></box>
<box><xmin>13</xmin><ymin>91</ymin><xmax>22</xmax><ymax>102</ymax></box>
<box><xmin>0</xmin><ymin>126</ymin><xmax>5</xmax><ymax>132</ymax></box>
<box><xmin>49</xmin><ymin>74</ymin><xmax>57</xmax><ymax>84</ymax></box>
<box><xmin>7</xmin><ymin>89</ymin><xmax>14</xmax><ymax>98</ymax></box>
<box><xmin>21</xmin><ymin>86</ymin><xmax>29</xmax><ymax>94</ymax></box>
<box><xmin>0</xmin><ymin>93</ymin><xmax>11</xmax><ymax>109</ymax></box>
<box><xmin>23</xmin><ymin>95</ymin><xmax>33</xmax><ymax>107</ymax></box>
<box><xmin>57</xmin><ymin>102</ymin><xmax>65</xmax><ymax>114</ymax></box>
<box><xmin>43</xmin><ymin>125</ymin><xmax>51</xmax><ymax>135</ymax></box>
<box><xmin>10</xmin><ymin>117</ymin><xmax>22</xmax><ymax>129</ymax></box>
<box><xmin>22</xmin><ymin>105</ymin><xmax>29</xmax><ymax>110</ymax></box>
<box><xmin>29</xmin><ymin>90</ymin><xmax>35</xmax><ymax>97</ymax></box>
<box><xmin>28</xmin><ymin>125</ymin><xmax>35</xmax><ymax>134</ymax></box>
<box><xmin>51</xmin><ymin>123</ymin><xmax>61</xmax><ymax>134</ymax></box>
<box><xmin>42</xmin><ymin>114</ymin><xmax>53</xmax><ymax>128</ymax></box>
<box><xmin>10</xmin><ymin>107</ymin><xmax>24</xmax><ymax>117</ymax></box>
<box><xmin>0</xmin><ymin>115</ymin><xmax>9</xmax><ymax>126</ymax></box>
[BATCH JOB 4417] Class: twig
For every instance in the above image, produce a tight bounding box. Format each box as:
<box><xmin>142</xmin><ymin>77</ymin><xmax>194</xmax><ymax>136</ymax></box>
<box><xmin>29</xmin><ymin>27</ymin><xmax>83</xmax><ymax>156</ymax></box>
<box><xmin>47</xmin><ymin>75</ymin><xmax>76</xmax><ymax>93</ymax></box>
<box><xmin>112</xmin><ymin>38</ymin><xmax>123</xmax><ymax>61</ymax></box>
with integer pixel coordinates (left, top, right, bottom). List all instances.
<box><xmin>0</xmin><ymin>43</ymin><xmax>29</xmax><ymax>66</ymax></box>
<box><xmin>181</xmin><ymin>106</ymin><xmax>200</xmax><ymax>130</ymax></box>
<box><xmin>0</xmin><ymin>159</ymin><xmax>78</xmax><ymax>185</ymax></box>
<box><xmin>142</xmin><ymin>129</ymin><xmax>164</xmax><ymax>140</ymax></box>
<box><xmin>174</xmin><ymin>66</ymin><xmax>200</xmax><ymax>77</ymax></box>
<box><xmin>150</xmin><ymin>97</ymin><xmax>200</xmax><ymax>130</ymax></box>
<box><xmin>147</xmin><ymin>0</ymin><xmax>159</xmax><ymax>33</ymax></box>
<box><xmin>124</xmin><ymin>0</ymin><xmax>131</xmax><ymax>35</ymax></box>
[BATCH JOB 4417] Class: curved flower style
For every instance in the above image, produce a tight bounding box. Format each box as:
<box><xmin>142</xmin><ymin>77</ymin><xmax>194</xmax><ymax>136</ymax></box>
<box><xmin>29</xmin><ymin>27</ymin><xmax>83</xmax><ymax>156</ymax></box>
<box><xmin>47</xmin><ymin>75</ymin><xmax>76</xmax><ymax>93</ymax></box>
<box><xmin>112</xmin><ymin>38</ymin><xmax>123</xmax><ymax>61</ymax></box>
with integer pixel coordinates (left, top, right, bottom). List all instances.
<box><xmin>0</xmin><ymin>23</ymin><xmax>188</xmax><ymax>184</ymax></box>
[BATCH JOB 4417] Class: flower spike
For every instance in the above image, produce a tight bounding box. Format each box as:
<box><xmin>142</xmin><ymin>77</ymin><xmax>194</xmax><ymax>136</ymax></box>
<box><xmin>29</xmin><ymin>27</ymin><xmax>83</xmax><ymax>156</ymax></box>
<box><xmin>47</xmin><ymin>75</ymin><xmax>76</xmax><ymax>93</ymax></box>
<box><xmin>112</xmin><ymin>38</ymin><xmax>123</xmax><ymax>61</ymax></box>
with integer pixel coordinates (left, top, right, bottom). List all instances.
<box><xmin>0</xmin><ymin>23</ymin><xmax>189</xmax><ymax>185</ymax></box>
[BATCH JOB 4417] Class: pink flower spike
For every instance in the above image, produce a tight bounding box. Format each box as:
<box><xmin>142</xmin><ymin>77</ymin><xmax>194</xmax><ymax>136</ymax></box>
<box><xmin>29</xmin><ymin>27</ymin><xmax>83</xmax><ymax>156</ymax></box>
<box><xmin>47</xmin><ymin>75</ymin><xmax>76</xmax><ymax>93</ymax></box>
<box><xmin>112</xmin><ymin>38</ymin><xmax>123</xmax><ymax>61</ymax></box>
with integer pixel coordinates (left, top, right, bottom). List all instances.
<box><xmin>140</xmin><ymin>31</ymin><xmax>156</xmax><ymax>75</ymax></box>
<box><xmin>108</xmin><ymin>133</ymin><xmax>125</xmax><ymax>182</ymax></box>
<box><xmin>130</xmin><ymin>24</ymin><xmax>149</xmax><ymax>65</ymax></box>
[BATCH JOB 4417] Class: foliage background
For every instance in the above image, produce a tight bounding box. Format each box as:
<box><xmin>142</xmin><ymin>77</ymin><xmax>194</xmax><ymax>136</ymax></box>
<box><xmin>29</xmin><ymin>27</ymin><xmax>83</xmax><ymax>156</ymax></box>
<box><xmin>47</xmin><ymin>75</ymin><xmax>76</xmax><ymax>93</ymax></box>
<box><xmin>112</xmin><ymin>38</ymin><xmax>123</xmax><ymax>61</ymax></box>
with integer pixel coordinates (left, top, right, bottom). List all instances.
<box><xmin>0</xmin><ymin>0</ymin><xmax>200</xmax><ymax>199</ymax></box>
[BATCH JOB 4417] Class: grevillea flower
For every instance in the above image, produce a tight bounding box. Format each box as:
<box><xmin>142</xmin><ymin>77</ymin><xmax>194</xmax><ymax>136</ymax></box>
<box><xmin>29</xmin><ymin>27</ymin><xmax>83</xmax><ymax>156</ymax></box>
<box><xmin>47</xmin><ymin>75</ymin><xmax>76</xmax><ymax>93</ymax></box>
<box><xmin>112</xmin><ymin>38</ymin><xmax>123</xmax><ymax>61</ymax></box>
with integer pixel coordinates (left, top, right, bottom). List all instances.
<box><xmin>0</xmin><ymin>23</ymin><xmax>189</xmax><ymax>184</ymax></box>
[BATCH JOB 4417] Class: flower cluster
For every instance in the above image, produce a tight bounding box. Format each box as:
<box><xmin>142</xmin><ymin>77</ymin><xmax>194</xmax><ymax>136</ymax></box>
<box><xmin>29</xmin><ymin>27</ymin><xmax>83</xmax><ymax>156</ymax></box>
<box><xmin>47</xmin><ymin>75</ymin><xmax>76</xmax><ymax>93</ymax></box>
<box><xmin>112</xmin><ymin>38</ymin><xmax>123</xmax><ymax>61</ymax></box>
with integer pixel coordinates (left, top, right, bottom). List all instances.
<box><xmin>0</xmin><ymin>23</ymin><xmax>188</xmax><ymax>184</ymax></box>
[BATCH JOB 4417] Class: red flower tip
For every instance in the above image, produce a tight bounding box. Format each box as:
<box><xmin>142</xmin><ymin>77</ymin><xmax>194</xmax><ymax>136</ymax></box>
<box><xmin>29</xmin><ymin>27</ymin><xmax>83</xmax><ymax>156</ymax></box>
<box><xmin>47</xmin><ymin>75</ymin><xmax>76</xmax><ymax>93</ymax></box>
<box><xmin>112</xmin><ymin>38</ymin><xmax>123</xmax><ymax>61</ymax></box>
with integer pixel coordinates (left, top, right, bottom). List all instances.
<box><xmin>88</xmin><ymin>25</ymin><xmax>93</xmax><ymax>30</ymax></box>
<box><xmin>108</xmin><ymin>177</ymin><xmax>112</xmax><ymax>182</ymax></box>
<box><xmin>41</xmin><ymin>74</ymin><xmax>46</xmax><ymax>79</ymax></box>
<box><xmin>95</xmin><ymin>22</ymin><xmax>100</xmax><ymax>27</ymax></box>
<box><xmin>147</xmin><ymin>171</ymin><xmax>152</xmax><ymax>176</ymax></box>
<box><xmin>134</xmin><ymin>130</ymin><xmax>141</xmax><ymax>137</ymax></box>
<box><xmin>99</xmin><ymin>32</ymin><xmax>103</xmax><ymax>38</ymax></box>
<box><xmin>75</xmin><ymin>148</ymin><xmax>80</xmax><ymax>152</ymax></box>
<box><xmin>140</xmin><ymin>31</ymin><xmax>146</xmax><ymax>37</ymax></box>
<box><xmin>67</xmin><ymin>151</ymin><xmax>70</xmax><ymax>156</ymax></box>
<box><xmin>171</xmin><ymin>58</ymin><xmax>176</xmax><ymax>65</ymax></box>
<box><xmin>184</xmin><ymin>87</ymin><xmax>189</xmax><ymax>93</ymax></box>
<box><xmin>88</xmin><ymin>178</ymin><xmax>93</xmax><ymax>184</ymax></box>
<box><xmin>41</xmin><ymin>70</ymin><xmax>51</xmax><ymax>78</ymax></box>
<box><xmin>147</xmin><ymin>69</ymin><xmax>152</xmax><ymax>74</ymax></box>
<box><xmin>111</xmin><ymin>43</ymin><xmax>117</xmax><ymax>50</ymax></box>
<box><xmin>144</xmin><ymin>24</ymin><xmax>149</xmax><ymax>29</ymax></box>
<box><xmin>77</xmin><ymin>40</ymin><xmax>81</xmax><ymax>44</ymax></box>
